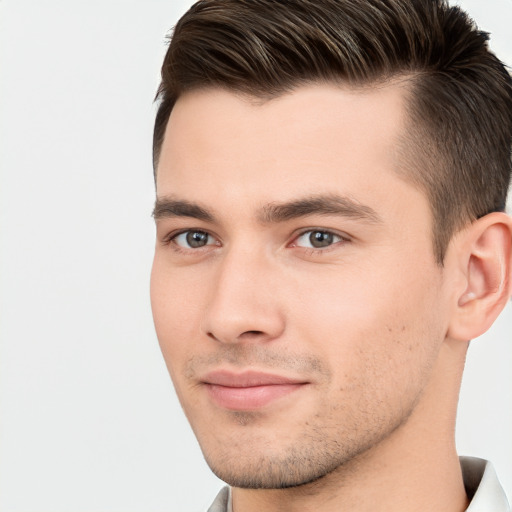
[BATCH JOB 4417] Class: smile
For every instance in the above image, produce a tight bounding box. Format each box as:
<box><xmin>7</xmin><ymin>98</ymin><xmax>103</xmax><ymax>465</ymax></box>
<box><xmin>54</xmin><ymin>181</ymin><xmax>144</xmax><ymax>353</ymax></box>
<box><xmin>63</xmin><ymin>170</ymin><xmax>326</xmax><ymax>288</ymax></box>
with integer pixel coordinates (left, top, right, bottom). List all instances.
<box><xmin>202</xmin><ymin>370</ymin><xmax>308</xmax><ymax>411</ymax></box>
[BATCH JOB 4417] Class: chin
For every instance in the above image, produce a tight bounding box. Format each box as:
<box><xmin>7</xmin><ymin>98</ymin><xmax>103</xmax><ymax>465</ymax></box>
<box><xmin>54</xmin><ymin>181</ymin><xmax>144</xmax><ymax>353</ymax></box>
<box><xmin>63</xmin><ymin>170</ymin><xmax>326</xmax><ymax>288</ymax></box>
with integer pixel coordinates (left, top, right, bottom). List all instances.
<box><xmin>202</xmin><ymin>444</ymin><xmax>352</xmax><ymax>489</ymax></box>
<box><xmin>208</xmin><ymin>462</ymin><xmax>335</xmax><ymax>489</ymax></box>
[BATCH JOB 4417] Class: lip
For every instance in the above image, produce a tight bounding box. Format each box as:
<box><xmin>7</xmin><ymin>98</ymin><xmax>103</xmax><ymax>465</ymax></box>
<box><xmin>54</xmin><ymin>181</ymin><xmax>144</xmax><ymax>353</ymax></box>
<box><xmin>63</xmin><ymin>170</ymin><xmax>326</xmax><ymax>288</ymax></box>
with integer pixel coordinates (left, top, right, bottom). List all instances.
<box><xmin>202</xmin><ymin>370</ymin><xmax>308</xmax><ymax>411</ymax></box>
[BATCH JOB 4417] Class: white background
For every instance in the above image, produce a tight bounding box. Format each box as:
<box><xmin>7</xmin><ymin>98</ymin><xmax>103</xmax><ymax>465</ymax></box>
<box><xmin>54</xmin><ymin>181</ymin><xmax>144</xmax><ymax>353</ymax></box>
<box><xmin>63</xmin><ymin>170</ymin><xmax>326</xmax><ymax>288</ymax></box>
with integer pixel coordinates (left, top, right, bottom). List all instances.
<box><xmin>0</xmin><ymin>1</ymin><xmax>511</xmax><ymax>511</ymax></box>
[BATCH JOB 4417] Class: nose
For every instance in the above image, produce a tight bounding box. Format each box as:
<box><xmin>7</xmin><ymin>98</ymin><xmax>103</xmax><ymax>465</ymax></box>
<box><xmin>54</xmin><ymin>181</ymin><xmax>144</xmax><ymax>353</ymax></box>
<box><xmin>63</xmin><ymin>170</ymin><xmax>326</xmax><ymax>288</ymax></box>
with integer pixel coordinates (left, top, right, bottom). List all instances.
<box><xmin>201</xmin><ymin>245</ymin><xmax>285</xmax><ymax>344</ymax></box>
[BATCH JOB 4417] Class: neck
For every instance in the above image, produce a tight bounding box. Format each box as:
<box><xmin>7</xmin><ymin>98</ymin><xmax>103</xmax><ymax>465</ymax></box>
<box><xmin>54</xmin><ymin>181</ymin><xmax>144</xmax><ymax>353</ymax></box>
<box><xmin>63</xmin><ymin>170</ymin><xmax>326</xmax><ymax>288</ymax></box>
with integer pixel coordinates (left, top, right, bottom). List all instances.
<box><xmin>232</xmin><ymin>340</ymin><xmax>470</xmax><ymax>512</ymax></box>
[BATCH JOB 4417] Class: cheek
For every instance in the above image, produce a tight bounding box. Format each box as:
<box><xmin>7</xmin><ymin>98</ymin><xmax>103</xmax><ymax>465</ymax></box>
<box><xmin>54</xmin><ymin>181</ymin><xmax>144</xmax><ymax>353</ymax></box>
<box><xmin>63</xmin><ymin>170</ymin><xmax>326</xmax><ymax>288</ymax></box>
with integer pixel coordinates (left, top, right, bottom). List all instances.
<box><xmin>286</xmin><ymin>261</ymin><xmax>445</xmax><ymax>388</ymax></box>
<box><xmin>150</xmin><ymin>257</ymin><xmax>205</xmax><ymax>374</ymax></box>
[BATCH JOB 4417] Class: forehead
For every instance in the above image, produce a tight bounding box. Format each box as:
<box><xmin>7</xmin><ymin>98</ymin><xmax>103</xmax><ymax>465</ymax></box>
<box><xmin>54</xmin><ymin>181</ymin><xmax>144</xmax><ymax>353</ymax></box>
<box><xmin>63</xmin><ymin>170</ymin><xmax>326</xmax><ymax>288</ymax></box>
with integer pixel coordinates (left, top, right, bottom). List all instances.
<box><xmin>156</xmin><ymin>83</ymin><xmax>425</xmax><ymax>224</ymax></box>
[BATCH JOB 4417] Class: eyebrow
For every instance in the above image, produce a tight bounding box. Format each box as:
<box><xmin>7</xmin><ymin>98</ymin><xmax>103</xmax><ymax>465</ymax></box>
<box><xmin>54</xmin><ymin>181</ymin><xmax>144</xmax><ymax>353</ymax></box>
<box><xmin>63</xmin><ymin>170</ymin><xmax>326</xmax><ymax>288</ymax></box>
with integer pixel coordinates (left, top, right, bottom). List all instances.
<box><xmin>153</xmin><ymin>198</ymin><xmax>214</xmax><ymax>222</ymax></box>
<box><xmin>152</xmin><ymin>194</ymin><xmax>382</xmax><ymax>225</ymax></box>
<box><xmin>259</xmin><ymin>194</ymin><xmax>382</xmax><ymax>225</ymax></box>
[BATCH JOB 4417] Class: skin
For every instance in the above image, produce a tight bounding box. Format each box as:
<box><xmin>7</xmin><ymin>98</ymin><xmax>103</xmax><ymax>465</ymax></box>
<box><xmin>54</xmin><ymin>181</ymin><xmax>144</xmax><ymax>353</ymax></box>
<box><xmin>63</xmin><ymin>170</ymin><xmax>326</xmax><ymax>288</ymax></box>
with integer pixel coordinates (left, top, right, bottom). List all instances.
<box><xmin>150</xmin><ymin>84</ymin><xmax>511</xmax><ymax>512</ymax></box>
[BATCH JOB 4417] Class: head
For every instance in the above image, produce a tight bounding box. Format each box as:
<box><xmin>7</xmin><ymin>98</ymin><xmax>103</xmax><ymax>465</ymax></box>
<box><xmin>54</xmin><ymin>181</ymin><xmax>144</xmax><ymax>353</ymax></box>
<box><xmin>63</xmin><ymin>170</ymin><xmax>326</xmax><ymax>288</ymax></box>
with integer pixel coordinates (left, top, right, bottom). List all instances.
<box><xmin>150</xmin><ymin>0</ymin><xmax>512</xmax><ymax>491</ymax></box>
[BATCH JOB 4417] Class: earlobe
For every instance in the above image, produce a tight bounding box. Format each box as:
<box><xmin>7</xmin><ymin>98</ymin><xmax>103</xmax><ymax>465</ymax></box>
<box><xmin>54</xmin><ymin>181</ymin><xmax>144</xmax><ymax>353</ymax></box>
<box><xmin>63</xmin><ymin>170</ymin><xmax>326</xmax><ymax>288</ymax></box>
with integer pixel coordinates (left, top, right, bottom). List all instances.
<box><xmin>447</xmin><ymin>212</ymin><xmax>512</xmax><ymax>341</ymax></box>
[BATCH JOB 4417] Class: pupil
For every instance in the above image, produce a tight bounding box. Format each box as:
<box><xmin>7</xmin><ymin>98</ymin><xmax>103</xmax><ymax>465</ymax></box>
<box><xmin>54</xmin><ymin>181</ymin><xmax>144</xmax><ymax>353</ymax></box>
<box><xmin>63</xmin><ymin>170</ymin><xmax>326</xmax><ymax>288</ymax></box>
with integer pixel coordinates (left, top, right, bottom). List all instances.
<box><xmin>187</xmin><ymin>231</ymin><xmax>208</xmax><ymax>248</ymax></box>
<box><xmin>310</xmin><ymin>231</ymin><xmax>333</xmax><ymax>248</ymax></box>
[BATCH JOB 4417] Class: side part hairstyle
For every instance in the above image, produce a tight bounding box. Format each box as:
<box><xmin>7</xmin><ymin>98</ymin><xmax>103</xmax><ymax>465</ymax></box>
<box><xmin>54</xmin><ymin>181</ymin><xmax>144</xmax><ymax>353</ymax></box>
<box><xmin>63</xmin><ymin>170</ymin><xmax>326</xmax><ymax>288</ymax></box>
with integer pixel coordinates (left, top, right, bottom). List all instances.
<box><xmin>153</xmin><ymin>0</ymin><xmax>512</xmax><ymax>263</ymax></box>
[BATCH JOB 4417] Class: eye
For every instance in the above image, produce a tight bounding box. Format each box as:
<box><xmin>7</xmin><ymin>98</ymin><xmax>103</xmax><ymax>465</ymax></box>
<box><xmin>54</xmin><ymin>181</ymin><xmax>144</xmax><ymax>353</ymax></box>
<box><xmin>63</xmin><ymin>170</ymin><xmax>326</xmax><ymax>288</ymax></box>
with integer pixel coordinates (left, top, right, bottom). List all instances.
<box><xmin>293</xmin><ymin>230</ymin><xmax>344</xmax><ymax>249</ymax></box>
<box><xmin>172</xmin><ymin>230</ymin><xmax>217</xmax><ymax>249</ymax></box>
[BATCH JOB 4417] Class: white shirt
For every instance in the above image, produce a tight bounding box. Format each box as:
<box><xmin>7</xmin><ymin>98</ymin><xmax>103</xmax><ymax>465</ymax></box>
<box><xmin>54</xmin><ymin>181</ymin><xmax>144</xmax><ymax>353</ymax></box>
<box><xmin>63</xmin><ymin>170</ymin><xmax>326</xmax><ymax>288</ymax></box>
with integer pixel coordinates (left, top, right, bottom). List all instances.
<box><xmin>207</xmin><ymin>457</ymin><xmax>510</xmax><ymax>512</ymax></box>
<box><xmin>462</xmin><ymin>457</ymin><xmax>510</xmax><ymax>511</ymax></box>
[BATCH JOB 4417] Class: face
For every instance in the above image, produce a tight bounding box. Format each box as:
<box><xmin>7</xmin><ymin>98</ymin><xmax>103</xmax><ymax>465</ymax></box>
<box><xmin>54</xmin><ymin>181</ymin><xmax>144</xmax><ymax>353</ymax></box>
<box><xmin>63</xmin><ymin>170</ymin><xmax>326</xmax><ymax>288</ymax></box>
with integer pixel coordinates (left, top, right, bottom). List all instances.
<box><xmin>151</xmin><ymin>84</ymin><xmax>452</xmax><ymax>489</ymax></box>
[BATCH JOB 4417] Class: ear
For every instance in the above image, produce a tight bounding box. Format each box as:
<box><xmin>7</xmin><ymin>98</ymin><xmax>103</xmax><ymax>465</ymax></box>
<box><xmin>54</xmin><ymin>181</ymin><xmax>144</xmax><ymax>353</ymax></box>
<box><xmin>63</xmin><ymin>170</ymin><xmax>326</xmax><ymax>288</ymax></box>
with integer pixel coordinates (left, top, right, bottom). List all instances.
<box><xmin>447</xmin><ymin>212</ymin><xmax>512</xmax><ymax>341</ymax></box>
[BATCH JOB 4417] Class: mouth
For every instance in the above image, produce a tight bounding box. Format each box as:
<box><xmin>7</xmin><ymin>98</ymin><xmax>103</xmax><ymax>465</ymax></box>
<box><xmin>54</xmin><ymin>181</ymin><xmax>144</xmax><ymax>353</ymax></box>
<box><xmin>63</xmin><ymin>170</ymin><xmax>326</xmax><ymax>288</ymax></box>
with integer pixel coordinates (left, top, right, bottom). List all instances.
<box><xmin>201</xmin><ymin>370</ymin><xmax>308</xmax><ymax>411</ymax></box>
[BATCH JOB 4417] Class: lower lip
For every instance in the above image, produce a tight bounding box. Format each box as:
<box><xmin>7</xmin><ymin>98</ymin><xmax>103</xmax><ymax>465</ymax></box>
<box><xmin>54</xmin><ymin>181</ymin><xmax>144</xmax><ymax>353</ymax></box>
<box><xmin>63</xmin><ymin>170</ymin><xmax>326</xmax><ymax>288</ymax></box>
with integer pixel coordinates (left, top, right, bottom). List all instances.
<box><xmin>205</xmin><ymin>383</ymin><xmax>304</xmax><ymax>411</ymax></box>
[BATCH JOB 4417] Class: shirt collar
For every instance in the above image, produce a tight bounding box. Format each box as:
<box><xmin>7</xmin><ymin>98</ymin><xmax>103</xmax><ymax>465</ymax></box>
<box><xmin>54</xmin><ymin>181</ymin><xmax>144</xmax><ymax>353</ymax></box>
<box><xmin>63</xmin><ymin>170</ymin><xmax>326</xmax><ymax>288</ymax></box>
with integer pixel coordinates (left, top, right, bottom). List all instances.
<box><xmin>461</xmin><ymin>456</ymin><xmax>510</xmax><ymax>511</ymax></box>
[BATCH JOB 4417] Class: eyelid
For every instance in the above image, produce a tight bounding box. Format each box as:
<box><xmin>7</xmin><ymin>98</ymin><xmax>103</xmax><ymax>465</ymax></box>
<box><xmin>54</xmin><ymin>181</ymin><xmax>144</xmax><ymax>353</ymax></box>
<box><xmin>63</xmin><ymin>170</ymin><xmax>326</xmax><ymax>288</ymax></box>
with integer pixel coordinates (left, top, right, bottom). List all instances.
<box><xmin>159</xmin><ymin>226</ymin><xmax>350</xmax><ymax>252</ymax></box>
<box><xmin>288</xmin><ymin>228</ymin><xmax>351</xmax><ymax>249</ymax></box>
<box><xmin>162</xmin><ymin>228</ymin><xmax>221</xmax><ymax>248</ymax></box>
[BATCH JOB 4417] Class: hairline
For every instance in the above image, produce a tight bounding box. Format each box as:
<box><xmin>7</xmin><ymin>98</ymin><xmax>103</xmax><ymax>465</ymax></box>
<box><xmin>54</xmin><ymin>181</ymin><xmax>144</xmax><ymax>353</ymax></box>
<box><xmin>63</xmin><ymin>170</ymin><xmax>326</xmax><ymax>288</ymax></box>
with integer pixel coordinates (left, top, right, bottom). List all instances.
<box><xmin>153</xmin><ymin>74</ymin><xmax>421</xmax><ymax>174</ymax></box>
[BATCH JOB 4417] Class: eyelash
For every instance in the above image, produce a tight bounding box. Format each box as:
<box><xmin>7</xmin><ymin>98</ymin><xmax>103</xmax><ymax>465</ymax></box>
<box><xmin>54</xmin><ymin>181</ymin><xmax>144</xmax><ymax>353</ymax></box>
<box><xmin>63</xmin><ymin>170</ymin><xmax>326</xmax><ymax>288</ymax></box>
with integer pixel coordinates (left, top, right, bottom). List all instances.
<box><xmin>162</xmin><ymin>228</ymin><xmax>350</xmax><ymax>254</ymax></box>
<box><xmin>289</xmin><ymin>228</ymin><xmax>350</xmax><ymax>255</ymax></box>
<box><xmin>162</xmin><ymin>229</ymin><xmax>218</xmax><ymax>252</ymax></box>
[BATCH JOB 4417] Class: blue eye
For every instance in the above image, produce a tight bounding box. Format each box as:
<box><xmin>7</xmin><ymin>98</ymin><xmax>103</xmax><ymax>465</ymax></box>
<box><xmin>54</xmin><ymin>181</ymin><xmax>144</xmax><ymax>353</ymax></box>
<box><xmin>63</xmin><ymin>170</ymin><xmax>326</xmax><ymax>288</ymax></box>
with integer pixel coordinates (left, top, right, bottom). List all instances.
<box><xmin>294</xmin><ymin>230</ymin><xmax>343</xmax><ymax>249</ymax></box>
<box><xmin>173</xmin><ymin>230</ymin><xmax>216</xmax><ymax>249</ymax></box>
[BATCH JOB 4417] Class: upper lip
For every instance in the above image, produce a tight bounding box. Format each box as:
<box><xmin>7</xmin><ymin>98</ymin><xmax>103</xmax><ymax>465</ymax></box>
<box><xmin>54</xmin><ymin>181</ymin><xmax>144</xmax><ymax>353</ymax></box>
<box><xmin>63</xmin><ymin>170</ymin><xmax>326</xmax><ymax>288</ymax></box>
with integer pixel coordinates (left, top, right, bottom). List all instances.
<box><xmin>202</xmin><ymin>370</ymin><xmax>307</xmax><ymax>388</ymax></box>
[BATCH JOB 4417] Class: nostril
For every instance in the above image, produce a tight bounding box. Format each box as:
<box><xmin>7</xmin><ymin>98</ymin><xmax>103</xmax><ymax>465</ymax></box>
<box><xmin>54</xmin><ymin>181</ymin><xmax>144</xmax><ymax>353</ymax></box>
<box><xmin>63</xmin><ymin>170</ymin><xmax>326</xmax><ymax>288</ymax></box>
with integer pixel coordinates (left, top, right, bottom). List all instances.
<box><xmin>237</xmin><ymin>330</ymin><xmax>267</xmax><ymax>341</ymax></box>
<box><xmin>206</xmin><ymin>329</ymin><xmax>266</xmax><ymax>343</ymax></box>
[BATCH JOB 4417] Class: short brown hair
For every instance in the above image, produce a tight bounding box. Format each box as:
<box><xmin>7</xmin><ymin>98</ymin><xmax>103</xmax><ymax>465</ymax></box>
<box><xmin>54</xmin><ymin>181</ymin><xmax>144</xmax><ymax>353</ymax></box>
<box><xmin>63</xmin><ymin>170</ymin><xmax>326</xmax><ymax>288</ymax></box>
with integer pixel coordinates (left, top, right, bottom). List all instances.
<box><xmin>153</xmin><ymin>0</ymin><xmax>512</xmax><ymax>263</ymax></box>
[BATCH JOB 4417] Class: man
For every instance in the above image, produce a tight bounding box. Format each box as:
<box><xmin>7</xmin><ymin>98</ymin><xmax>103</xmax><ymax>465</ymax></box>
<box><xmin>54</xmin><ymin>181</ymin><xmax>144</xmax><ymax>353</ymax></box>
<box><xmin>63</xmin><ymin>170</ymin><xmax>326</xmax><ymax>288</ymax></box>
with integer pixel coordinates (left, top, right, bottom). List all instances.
<box><xmin>149</xmin><ymin>1</ymin><xmax>512</xmax><ymax>511</ymax></box>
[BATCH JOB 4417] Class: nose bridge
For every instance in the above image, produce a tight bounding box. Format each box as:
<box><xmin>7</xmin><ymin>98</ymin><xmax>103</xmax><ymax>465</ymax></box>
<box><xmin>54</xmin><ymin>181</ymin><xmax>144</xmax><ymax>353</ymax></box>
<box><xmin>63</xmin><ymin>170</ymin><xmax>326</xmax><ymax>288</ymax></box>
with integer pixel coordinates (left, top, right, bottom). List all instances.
<box><xmin>202</xmin><ymin>239</ymin><xmax>284</xmax><ymax>343</ymax></box>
